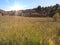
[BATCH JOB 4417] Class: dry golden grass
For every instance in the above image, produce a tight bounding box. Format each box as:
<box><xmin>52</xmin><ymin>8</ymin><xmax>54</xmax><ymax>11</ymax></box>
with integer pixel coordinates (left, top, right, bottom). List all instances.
<box><xmin>0</xmin><ymin>16</ymin><xmax>60</xmax><ymax>45</ymax></box>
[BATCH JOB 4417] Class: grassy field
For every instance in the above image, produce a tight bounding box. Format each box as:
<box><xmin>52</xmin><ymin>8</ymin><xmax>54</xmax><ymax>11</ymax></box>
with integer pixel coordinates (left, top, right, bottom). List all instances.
<box><xmin>0</xmin><ymin>16</ymin><xmax>60</xmax><ymax>45</ymax></box>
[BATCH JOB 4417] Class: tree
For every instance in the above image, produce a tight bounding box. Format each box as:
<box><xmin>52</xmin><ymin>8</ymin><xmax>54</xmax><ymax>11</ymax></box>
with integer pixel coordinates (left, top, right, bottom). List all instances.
<box><xmin>37</xmin><ymin>6</ymin><xmax>41</xmax><ymax>11</ymax></box>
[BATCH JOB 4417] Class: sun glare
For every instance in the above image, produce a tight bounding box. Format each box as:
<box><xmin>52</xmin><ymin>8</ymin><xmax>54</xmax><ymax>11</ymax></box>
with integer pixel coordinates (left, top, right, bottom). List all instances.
<box><xmin>9</xmin><ymin>4</ymin><xmax>23</xmax><ymax>11</ymax></box>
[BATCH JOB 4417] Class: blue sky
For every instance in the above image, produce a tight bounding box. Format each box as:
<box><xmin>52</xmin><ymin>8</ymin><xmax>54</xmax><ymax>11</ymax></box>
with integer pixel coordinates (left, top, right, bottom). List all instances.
<box><xmin>0</xmin><ymin>0</ymin><xmax>60</xmax><ymax>11</ymax></box>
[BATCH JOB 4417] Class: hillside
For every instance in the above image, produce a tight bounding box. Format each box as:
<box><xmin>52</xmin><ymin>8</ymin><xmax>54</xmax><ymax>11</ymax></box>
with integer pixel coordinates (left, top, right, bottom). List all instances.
<box><xmin>0</xmin><ymin>4</ymin><xmax>60</xmax><ymax>17</ymax></box>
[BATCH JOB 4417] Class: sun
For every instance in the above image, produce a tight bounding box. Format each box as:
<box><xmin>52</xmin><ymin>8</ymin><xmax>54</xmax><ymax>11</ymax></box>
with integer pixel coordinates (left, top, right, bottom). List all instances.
<box><xmin>6</xmin><ymin>4</ymin><xmax>26</xmax><ymax>11</ymax></box>
<box><xmin>9</xmin><ymin>4</ymin><xmax>23</xmax><ymax>11</ymax></box>
<box><xmin>12</xmin><ymin>5</ymin><xmax>21</xmax><ymax>10</ymax></box>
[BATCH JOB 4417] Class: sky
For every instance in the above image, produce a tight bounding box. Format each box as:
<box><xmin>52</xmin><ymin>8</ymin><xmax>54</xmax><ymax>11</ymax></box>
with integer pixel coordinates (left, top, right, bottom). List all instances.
<box><xmin>0</xmin><ymin>0</ymin><xmax>60</xmax><ymax>11</ymax></box>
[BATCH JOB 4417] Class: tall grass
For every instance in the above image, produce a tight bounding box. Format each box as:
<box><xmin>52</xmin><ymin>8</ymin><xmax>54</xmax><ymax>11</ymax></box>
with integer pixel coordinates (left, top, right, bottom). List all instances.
<box><xmin>0</xmin><ymin>16</ymin><xmax>60</xmax><ymax>45</ymax></box>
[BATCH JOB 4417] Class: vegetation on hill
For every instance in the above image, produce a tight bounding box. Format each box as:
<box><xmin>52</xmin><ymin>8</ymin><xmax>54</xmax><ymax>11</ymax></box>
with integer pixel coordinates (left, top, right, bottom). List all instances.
<box><xmin>0</xmin><ymin>4</ymin><xmax>60</xmax><ymax>17</ymax></box>
<box><xmin>34</xmin><ymin>4</ymin><xmax>60</xmax><ymax>17</ymax></box>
